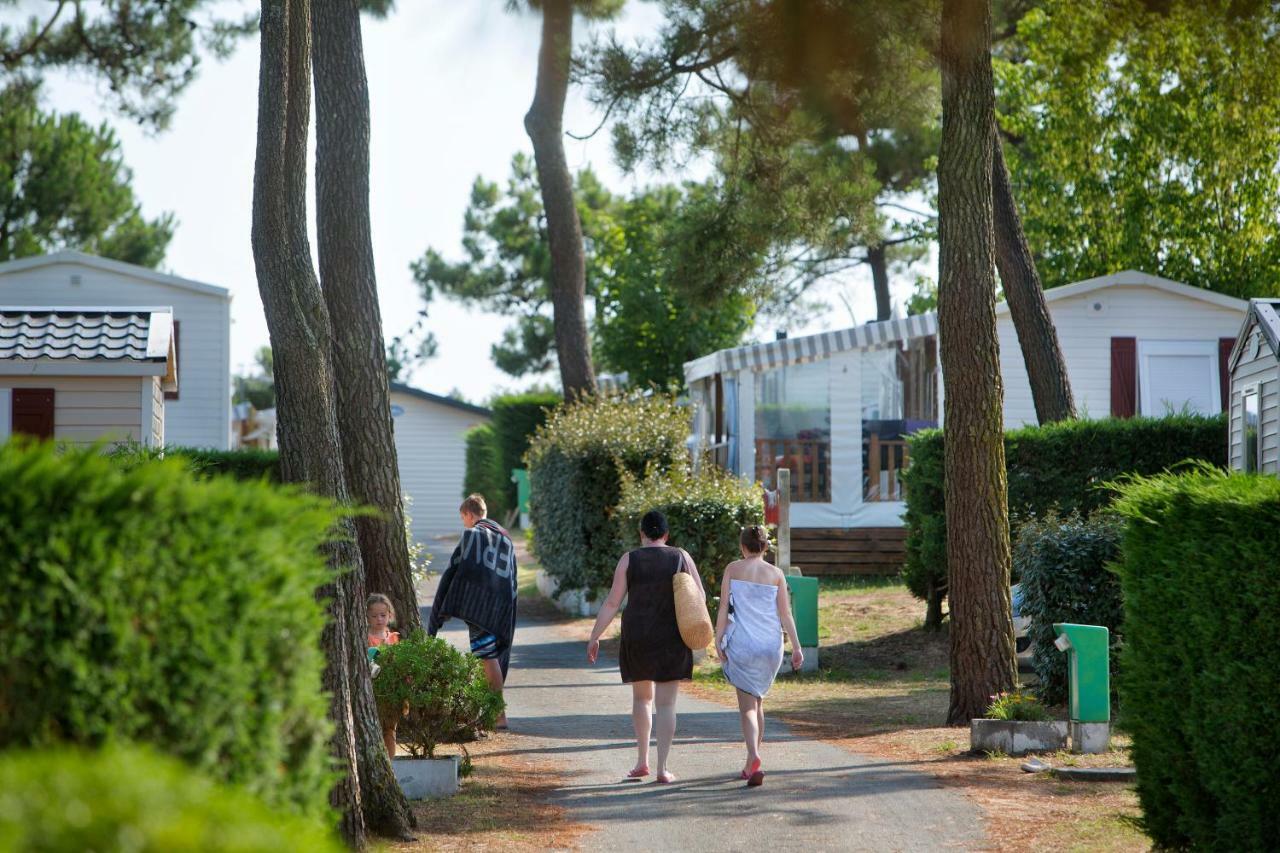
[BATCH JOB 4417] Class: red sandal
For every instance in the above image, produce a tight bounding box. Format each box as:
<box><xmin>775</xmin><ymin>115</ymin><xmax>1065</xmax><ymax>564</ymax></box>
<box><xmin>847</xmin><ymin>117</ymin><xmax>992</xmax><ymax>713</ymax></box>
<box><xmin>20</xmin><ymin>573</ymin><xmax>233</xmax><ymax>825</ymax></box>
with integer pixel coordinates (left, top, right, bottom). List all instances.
<box><xmin>740</xmin><ymin>758</ymin><xmax>761</xmax><ymax>780</ymax></box>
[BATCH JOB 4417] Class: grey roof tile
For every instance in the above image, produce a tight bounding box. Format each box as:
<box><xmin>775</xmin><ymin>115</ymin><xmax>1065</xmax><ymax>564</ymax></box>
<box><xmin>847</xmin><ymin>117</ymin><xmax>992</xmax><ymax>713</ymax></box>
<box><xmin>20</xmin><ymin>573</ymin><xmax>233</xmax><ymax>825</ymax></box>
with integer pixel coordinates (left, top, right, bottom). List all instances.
<box><xmin>0</xmin><ymin>309</ymin><xmax>162</xmax><ymax>362</ymax></box>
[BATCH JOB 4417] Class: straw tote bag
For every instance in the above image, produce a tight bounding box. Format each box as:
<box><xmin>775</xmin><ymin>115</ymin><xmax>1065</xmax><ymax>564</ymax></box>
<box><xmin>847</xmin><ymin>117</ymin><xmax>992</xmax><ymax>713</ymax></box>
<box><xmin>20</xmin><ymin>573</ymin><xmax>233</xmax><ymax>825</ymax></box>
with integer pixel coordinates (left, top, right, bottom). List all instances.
<box><xmin>673</xmin><ymin>566</ymin><xmax>714</xmax><ymax>650</ymax></box>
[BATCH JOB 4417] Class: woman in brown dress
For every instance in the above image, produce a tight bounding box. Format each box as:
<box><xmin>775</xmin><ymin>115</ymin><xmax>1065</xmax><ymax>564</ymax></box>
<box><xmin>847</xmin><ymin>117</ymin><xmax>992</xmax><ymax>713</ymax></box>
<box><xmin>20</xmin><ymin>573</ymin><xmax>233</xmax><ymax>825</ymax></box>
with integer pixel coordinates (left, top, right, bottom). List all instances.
<box><xmin>587</xmin><ymin>510</ymin><xmax>706</xmax><ymax>783</ymax></box>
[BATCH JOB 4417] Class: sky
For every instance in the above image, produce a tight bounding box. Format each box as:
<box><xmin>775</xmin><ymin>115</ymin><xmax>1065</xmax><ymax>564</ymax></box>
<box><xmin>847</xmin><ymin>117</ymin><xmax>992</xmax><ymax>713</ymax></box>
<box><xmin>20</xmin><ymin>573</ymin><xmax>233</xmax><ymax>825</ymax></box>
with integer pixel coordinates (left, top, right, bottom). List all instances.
<box><xmin>42</xmin><ymin>1</ymin><xmax>920</xmax><ymax>403</ymax></box>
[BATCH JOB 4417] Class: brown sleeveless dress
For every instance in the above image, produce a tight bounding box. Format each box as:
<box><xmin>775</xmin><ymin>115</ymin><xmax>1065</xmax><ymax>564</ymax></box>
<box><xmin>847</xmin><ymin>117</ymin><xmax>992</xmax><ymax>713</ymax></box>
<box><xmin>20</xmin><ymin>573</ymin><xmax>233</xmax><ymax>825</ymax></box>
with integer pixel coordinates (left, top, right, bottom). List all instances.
<box><xmin>619</xmin><ymin>545</ymin><xmax>694</xmax><ymax>683</ymax></box>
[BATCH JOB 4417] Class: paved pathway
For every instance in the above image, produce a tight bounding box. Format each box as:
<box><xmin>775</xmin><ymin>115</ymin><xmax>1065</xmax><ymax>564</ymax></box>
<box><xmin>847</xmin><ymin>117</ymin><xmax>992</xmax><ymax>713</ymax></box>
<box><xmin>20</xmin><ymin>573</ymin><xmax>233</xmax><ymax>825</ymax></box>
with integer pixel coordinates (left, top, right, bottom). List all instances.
<box><xmin>422</xmin><ymin>589</ymin><xmax>986</xmax><ymax>852</ymax></box>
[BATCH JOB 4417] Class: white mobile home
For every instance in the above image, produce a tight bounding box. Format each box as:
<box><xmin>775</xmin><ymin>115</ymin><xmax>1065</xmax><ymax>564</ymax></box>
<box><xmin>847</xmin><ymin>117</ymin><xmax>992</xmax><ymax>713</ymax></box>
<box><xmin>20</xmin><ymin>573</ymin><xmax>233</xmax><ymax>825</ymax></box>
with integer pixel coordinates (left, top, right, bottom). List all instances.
<box><xmin>1227</xmin><ymin>299</ymin><xmax>1280</xmax><ymax>475</ymax></box>
<box><xmin>390</xmin><ymin>383</ymin><xmax>493</xmax><ymax>542</ymax></box>
<box><xmin>0</xmin><ymin>252</ymin><xmax>232</xmax><ymax>449</ymax></box>
<box><xmin>685</xmin><ymin>271</ymin><xmax>1247</xmax><ymax>573</ymax></box>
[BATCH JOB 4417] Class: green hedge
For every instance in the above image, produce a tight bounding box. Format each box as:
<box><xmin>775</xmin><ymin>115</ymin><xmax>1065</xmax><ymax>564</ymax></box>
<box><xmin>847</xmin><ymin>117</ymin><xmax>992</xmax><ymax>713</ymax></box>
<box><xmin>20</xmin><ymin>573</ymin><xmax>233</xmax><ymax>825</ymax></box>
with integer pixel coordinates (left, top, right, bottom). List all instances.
<box><xmin>463</xmin><ymin>424</ymin><xmax>509</xmax><ymax>519</ymax></box>
<box><xmin>0</xmin><ymin>746</ymin><xmax>342</xmax><ymax>852</ymax></box>
<box><xmin>614</xmin><ymin>465</ymin><xmax>764</xmax><ymax>594</ymax></box>
<box><xmin>1014</xmin><ymin>512</ymin><xmax>1124</xmax><ymax>706</ymax></box>
<box><xmin>527</xmin><ymin>394</ymin><xmax>687</xmax><ymax>589</ymax></box>
<box><xmin>1112</xmin><ymin>469</ymin><xmax>1280</xmax><ymax>850</ymax></box>
<box><xmin>492</xmin><ymin>391</ymin><xmax>560</xmax><ymax>508</ymax></box>
<box><xmin>111</xmin><ymin>444</ymin><xmax>281</xmax><ymax>481</ymax></box>
<box><xmin>0</xmin><ymin>440</ymin><xmax>336</xmax><ymax>818</ymax></box>
<box><xmin>902</xmin><ymin>414</ymin><xmax>1227</xmax><ymax>626</ymax></box>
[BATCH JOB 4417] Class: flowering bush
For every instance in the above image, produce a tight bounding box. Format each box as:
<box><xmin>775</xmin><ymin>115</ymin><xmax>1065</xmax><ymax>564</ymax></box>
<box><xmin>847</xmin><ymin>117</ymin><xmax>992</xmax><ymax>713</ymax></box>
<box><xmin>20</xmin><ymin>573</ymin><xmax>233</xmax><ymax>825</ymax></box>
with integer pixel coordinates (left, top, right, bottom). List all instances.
<box><xmin>985</xmin><ymin>690</ymin><xmax>1052</xmax><ymax>722</ymax></box>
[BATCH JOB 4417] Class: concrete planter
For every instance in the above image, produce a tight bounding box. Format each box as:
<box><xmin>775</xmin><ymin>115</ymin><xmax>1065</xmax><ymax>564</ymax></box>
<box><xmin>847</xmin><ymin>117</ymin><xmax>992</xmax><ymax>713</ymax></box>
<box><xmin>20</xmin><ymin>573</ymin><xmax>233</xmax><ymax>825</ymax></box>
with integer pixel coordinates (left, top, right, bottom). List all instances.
<box><xmin>970</xmin><ymin>719</ymin><xmax>1068</xmax><ymax>756</ymax></box>
<box><xmin>392</xmin><ymin>755</ymin><xmax>459</xmax><ymax>799</ymax></box>
<box><xmin>535</xmin><ymin>569</ymin><xmax>606</xmax><ymax>617</ymax></box>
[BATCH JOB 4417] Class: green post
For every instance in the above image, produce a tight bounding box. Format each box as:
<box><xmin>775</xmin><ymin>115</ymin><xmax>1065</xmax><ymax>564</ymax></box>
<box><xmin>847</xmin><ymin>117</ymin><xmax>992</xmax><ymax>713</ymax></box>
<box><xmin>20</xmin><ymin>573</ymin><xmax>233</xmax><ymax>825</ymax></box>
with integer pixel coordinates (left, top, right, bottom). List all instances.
<box><xmin>511</xmin><ymin>468</ymin><xmax>531</xmax><ymax>528</ymax></box>
<box><xmin>786</xmin><ymin>576</ymin><xmax>819</xmax><ymax>649</ymax></box>
<box><xmin>1052</xmin><ymin>623</ymin><xmax>1110</xmax><ymax>723</ymax></box>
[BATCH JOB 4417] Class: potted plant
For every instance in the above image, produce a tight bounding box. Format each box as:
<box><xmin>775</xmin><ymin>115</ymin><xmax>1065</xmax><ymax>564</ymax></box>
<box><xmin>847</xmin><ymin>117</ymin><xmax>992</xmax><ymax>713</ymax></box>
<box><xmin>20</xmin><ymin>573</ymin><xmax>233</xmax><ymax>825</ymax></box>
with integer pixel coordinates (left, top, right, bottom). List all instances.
<box><xmin>372</xmin><ymin>631</ymin><xmax>504</xmax><ymax>798</ymax></box>
<box><xmin>969</xmin><ymin>690</ymin><xmax>1068</xmax><ymax>756</ymax></box>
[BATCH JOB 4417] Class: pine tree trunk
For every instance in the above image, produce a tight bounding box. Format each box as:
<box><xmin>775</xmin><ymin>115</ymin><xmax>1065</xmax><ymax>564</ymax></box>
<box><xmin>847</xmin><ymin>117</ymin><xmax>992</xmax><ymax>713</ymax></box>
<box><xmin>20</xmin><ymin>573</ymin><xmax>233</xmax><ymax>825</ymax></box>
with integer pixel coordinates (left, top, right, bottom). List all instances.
<box><xmin>991</xmin><ymin>132</ymin><xmax>1076</xmax><ymax>424</ymax></box>
<box><xmin>937</xmin><ymin>0</ymin><xmax>1017</xmax><ymax>725</ymax></box>
<box><xmin>868</xmin><ymin>242</ymin><xmax>893</xmax><ymax>321</ymax></box>
<box><xmin>310</xmin><ymin>0</ymin><xmax>416</xmax><ymax>839</ymax></box>
<box><xmin>251</xmin><ymin>0</ymin><xmax>365</xmax><ymax>845</ymax></box>
<box><xmin>310</xmin><ymin>0</ymin><xmax>421</xmax><ymax>635</ymax></box>
<box><xmin>524</xmin><ymin>0</ymin><xmax>596</xmax><ymax>399</ymax></box>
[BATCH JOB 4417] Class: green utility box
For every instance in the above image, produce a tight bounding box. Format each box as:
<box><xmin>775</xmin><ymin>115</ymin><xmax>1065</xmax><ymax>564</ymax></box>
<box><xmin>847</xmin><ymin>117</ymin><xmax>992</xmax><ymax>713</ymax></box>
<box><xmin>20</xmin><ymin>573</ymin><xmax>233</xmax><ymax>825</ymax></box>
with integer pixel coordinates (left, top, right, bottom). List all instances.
<box><xmin>1053</xmin><ymin>623</ymin><xmax>1110</xmax><ymax>723</ymax></box>
<box><xmin>511</xmin><ymin>468</ymin><xmax>531</xmax><ymax>527</ymax></box>
<box><xmin>786</xmin><ymin>575</ymin><xmax>819</xmax><ymax>649</ymax></box>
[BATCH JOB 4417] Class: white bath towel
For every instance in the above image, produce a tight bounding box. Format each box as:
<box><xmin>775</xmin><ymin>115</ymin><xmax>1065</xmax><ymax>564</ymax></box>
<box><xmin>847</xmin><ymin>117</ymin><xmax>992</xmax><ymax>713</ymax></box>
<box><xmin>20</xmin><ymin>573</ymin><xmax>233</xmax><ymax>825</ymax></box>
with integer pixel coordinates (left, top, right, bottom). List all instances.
<box><xmin>721</xmin><ymin>579</ymin><xmax>784</xmax><ymax>699</ymax></box>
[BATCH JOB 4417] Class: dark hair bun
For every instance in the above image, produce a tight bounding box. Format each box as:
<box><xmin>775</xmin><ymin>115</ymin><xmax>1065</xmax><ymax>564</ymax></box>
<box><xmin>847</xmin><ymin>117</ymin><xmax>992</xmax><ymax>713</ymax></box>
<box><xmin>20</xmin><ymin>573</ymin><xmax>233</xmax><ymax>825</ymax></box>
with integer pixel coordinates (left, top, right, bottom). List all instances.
<box><xmin>740</xmin><ymin>524</ymin><xmax>770</xmax><ymax>554</ymax></box>
<box><xmin>640</xmin><ymin>510</ymin><xmax>669</xmax><ymax>540</ymax></box>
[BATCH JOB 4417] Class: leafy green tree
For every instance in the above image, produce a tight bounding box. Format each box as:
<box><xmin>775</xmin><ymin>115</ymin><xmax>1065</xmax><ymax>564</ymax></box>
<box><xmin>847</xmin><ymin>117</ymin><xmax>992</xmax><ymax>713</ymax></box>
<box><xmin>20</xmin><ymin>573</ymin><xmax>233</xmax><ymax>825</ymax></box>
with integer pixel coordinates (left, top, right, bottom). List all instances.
<box><xmin>413</xmin><ymin>155</ymin><xmax>753</xmax><ymax>389</ymax></box>
<box><xmin>232</xmin><ymin>346</ymin><xmax>276</xmax><ymax>411</ymax></box>
<box><xmin>0</xmin><ymin>81</ymin><xmax>173</xmax><ymax>266</ymax></box>
<box><xmin>594</xmin><ymin>186</ymin><xmax>754</xmax><ymax>389</ymax></box>
<box><xmin>998</xmin><ymin>0</ymin><xmax>1280</xmax><ymax>298</ymax></box>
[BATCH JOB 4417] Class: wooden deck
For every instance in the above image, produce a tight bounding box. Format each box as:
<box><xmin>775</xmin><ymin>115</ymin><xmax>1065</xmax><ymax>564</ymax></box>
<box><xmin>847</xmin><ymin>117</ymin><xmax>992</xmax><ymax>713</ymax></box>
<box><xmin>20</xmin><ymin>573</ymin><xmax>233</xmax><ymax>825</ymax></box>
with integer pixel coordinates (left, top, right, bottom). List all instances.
<box><xmin>774</xmin><ymin>527</ymin><xmax>907</xmax><ymax>576</ymax></box>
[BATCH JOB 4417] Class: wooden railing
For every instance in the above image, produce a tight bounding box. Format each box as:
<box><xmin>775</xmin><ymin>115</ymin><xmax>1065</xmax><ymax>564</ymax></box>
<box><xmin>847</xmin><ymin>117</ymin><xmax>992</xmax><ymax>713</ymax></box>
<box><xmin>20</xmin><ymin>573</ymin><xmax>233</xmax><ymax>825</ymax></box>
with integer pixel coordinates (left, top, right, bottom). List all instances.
<box><xmin>755</xmin><ymin>438</ymin><xmax>830</xmax><ymax>502</ymax></box>
<box><xmin>865</xmin><ymin>436</ymin><xmax>910</xmax><ymax>501</ymax></box>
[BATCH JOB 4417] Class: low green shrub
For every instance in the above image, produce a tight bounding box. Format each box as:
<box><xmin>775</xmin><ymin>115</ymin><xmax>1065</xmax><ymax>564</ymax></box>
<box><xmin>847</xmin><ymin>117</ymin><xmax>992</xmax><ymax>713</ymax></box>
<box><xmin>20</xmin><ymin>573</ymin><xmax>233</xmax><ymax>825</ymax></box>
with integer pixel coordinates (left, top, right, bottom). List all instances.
<box><xmin>903</xmin><ymin>414</ymin><xmax>1227</xmax><ymax>627</ymax></box>
<box><xmin>0</xmin><ymin>440</ymin><xmax>337</xmax><ymax>818</ymax></box>
<box><xmin>0</xmin><ymin>745</ymin><xmax>341</xmax><ymax>852</ymax></box>
<box><xmin>1112</xmin><ymin>469</ymin><xmax>1280</xmax><ymax>850</ymax></box>
<box><xmin>984</xmin><ymin>690</ymin><xmax>1052</xmax><ymax>722</ymax></box>
<box><xmin>1015</xmin><ymin>512</ymin><xmax>1124</xmax><ymax>706</ymax></box>
<box><xmin>372</xmin><ymin>631</ymin><xmax>504</xmax><ymax>758</ymax></box>
<box><xmin>110</xmin><ymin>444</ymin><xmax>281</xmax><ymax>481</ymax></box>
<box><xmin>463</xmin><ymin>424</ymin><xmax>509</xmax><ymax>519</ymax></box>
<box><xmin>492</xmin><ymin>391</ymin><xmax>560</xmax><ymax>509</ymax></box>
<box><xmin>526</xmin><ymin>394</ymin><xmax>687</xmax><ymax>589</ymax></box>
<box><xmin>613</xmin><ymin>464</ymin><xmax>763</xmax><ymax>594</ymax></box>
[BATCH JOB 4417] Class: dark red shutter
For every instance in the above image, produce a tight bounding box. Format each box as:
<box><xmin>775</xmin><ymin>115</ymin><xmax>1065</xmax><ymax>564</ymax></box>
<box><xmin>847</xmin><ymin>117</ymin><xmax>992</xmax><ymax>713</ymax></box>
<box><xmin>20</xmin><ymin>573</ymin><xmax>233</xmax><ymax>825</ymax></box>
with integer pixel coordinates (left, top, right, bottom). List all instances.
<box><xmin>1218</xmin><ymin>337</ymin><xmax>1235</xmax><ymax>413</ymax></box>
<box><xmin>164</xmin><ymin>320</ymin><xmax>180</xmax><ymax>401</ymax></box>
<box><xmin>12</xmin><ymin>388</ymin><xmax>55</xmax><ymax>438</ymax></box>
<box><xmin>1110</xmin><ymin>337</ymin><xmax>1137</xmax><ymax>418</ymax></box>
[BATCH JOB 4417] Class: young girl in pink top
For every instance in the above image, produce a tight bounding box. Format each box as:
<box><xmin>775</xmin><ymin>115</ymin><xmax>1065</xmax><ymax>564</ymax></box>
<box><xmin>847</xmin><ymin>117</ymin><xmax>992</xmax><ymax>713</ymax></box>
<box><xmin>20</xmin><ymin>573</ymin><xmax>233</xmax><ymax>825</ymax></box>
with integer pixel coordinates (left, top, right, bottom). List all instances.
<box><xmin>367</xmin><ymin>594</ymin><xmax>400</xmax><ymax>755</ymax></box>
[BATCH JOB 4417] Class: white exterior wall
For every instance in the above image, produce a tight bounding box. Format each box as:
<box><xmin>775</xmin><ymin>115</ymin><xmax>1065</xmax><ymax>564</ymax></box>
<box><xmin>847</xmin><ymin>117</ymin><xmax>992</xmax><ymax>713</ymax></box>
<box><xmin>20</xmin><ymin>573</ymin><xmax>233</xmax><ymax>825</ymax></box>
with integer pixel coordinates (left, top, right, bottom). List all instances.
<box><xmin>0</xmin><ymin>375</ymin><xmax>143</xmax><ymax>445</ymax></box>
<box><xmin>996</xmin><ymin>284</ymin><xmax>1245</xmax><ymax>428</ymax></box>
<box><xmin>0</xmin><ymin>257</ymin><xmax>231</xmax><ymax>448</ymax></box>
<box><xmin>391</xmin><ymin>390</ymin><xmax>491</xmax><ymax>542</ymax></box>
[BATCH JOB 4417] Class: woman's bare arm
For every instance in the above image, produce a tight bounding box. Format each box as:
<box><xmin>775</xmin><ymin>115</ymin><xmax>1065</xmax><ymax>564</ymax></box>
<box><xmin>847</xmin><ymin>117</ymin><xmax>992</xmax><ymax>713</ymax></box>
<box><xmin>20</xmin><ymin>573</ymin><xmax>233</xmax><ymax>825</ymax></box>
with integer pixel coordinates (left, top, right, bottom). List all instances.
<box><xmin>587</xmin><ymin>553</ymin><xmax>630</xmax><ymax>662</ymax></box>
<box><xmin>680</xmin><ymin>549</ymin><xmax>706</xmax><ymax>601</ymax></box>
<box><xmin>714</xmin><ymin>562</ymin><xmax>735</xmax><ymax>657</ymax></box>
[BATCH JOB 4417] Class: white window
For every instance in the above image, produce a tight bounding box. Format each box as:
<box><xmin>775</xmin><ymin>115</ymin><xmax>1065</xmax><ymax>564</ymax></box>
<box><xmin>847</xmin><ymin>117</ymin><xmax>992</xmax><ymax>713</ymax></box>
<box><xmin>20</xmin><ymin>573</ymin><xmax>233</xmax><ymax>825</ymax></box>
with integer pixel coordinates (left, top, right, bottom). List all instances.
<box><xmin>1243</xmin><ymin>386</ymin><xmax>1260</xmax><ymax>472</ymax></box>
<box><xmin>1137</xmin><ymin>340</ymin><xmax>1221</xmax><ymax>416</ymax></box>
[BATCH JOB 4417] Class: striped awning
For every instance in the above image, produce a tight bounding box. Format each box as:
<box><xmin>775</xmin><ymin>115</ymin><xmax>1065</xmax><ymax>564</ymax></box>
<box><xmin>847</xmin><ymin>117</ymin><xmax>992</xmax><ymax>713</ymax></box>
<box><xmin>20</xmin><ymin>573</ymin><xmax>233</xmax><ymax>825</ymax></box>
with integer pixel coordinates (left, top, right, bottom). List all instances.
<box><xmin>684</xmin><ymin>311</ymin><xmax>938</xmax><ymax>383</ymax></box>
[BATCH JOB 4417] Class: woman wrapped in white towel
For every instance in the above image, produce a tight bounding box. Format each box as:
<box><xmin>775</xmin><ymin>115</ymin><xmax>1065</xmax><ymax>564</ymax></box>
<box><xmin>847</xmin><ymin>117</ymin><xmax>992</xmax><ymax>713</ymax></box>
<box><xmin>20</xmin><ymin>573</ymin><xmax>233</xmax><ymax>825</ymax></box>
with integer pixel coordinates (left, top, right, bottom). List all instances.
<box><xmin>714</xmin><ymin>525</ymin><xmax>804</xmax><ymax>786</ymax></box>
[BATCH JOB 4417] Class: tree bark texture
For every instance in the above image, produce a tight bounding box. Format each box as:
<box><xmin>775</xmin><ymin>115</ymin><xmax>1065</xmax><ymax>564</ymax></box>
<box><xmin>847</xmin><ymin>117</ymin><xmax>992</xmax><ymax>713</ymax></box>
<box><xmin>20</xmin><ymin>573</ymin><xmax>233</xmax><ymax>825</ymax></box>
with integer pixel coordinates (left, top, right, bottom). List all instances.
<box><xmin>309</xmin><ymin>0</ymin><xmax>416</xmax><ymax>839</ymax></box>
<box><xmin>524</xmin><ymin>0</ymin><xmax>597</xmax><ymax>399</ymax></box>
<box><xmin>251</xmin><ymin>0</ymin><xmax>365</xmax><ymax>846</ymax></box>
<box><xmin>937</xmin><ymin>0</ymin><xmax>1017</xmax><ymax>725</ymax></box>
<box><xmin>991</xmin><ymin>133</ymin><xmax>1076</xmax><ymax>424</ymax></box>
<box><xmin>310</xmin><ymin>0</ymin><xmax>420</xmax><ymax>636</ymax></box>
<box><xmin>868</xmin><ymin>242</ymin><xmax>892</xmax><ymax>321</ymax></box>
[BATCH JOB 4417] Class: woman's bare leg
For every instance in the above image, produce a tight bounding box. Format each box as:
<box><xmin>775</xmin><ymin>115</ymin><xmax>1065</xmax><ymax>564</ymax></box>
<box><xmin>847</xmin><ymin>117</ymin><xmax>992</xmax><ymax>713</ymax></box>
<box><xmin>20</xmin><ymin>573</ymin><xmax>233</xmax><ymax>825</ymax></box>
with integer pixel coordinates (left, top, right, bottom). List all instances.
<box><xmin>756</xmin><ymin>698</ymin><xmax>765</xmax><ymax>750</ymax></box>
<box><xmin>737</xmin><ymin>689</ymin><xmax>761</xmax><ymax>774</ymax></box>
<box><xmin>654</xmin><ymin>681</ymin><xmax>680</xmax><ymax>782</ymax></box>
<box><xmin>631</xmin><ymin>681</ymin><xmax>654</xmax><ymax>774</ymax></box>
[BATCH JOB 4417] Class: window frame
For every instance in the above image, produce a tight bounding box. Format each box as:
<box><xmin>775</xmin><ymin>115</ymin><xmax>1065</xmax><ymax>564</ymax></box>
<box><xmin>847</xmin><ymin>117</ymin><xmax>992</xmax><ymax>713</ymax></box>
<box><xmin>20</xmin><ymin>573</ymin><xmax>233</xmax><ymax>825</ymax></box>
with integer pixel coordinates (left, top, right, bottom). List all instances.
<box><xmin>1242</xmin><ymin>383</ymin><xmax>1260</xmax><ymax>473</ymax></box>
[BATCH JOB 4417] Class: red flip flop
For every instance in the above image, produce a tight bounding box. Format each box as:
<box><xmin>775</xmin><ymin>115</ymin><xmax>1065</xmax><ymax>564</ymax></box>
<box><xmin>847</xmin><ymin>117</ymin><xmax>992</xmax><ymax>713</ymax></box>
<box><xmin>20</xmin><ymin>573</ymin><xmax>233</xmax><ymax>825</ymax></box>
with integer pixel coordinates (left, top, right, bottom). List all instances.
<box><xmin>739</xmin><ymin>758</ymin><xmax>761</xmax><ymax>780</ymax></box>
<box><xmin>747</xmin><ymin>770</ymin><xmax>765</xmax><ymax>787</ymax></box>
<box><xmin>626</xmin><ymin>765</ymin><xmax>649</xmax><ymax>779</ymax></box>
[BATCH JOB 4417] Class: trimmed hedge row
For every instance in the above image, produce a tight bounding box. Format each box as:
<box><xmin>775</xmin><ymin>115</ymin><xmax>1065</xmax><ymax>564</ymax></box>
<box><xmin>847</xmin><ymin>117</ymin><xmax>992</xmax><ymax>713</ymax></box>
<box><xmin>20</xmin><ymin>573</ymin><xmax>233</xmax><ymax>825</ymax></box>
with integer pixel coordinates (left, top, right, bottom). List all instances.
<box><xmin>0</xmin><ymin>746</ymin><xmax>342</xmax><ymax>852</ymax></box>
<box><xmin>1014</xmin><ymin>512</ymin><xmax>1124</xmax><ymax>706</ymax></box>
<box><xmin>614</xmin><ymin>465</ymin><xmax>764</xmax><ymax>595</ymax></box>
<box><xmin>0</xmin><ymin>441</ymin><xmax>337</xmax><ymax>819</ymax></box>
<box><xmin>1112</xmin><ymin>469</ymin><xmax>1280</xmax><ymax>850</ymax></box>
<box><xmin>902</xmin><ymin>414</ymin><xmax>1227</xmax><ymax>625</ymax></box>
<box><xmin>492</xmin><ymin>391</ymin><xmax>560</xmax><ymax>505</ymax></box>
<box><xmin>527</xmin><ymin>395</ymin><xmax>687</xmax><ymax>590</ymax></box>
<box><xmin>111</xmin><ymin>444</ymin><xmax>281</xmax><ymax>481</ymax></box>
<box><xmin>463</xmin><ymin>425</ymin><xmax>509</xmax><ymax>519</ymax></box>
